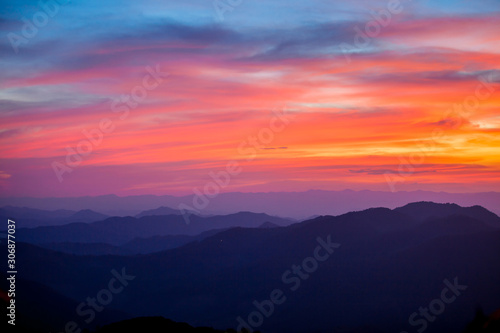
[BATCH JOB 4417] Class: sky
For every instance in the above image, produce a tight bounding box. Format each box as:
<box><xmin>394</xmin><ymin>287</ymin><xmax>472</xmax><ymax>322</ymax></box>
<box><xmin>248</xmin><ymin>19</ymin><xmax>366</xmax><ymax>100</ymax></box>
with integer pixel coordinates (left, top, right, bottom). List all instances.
<box><xmin>0</xmin><ymin>0</ymin><xmax>499</xmax><ymax>197</ymax></box>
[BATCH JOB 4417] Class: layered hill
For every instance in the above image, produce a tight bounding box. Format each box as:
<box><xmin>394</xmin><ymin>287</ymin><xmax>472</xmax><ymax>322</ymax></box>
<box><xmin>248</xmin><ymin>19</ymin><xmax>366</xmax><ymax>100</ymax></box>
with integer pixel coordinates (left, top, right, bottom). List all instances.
<box><xmin>3</xmin><ymin>202</ymin><xmax>499</xmax><ymax>333</ymax></box>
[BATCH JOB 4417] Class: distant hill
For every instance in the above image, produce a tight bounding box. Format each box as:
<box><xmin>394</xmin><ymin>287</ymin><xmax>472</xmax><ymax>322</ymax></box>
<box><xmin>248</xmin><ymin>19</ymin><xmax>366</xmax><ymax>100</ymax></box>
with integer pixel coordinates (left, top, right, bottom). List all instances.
<box><xmin>41</xmin><ymin>228</ymin><xmax>232</xmax><ymax>255</ymax></box>
<box><xmin>41</xmin><ymin>242</ymin><xmax>133</xmax><ymax>256</ymax></box>
<box><xmin>259</xmin><ymin>221</ymin><xmax>280</xmax><ymax>228</ymax></box>
<box><xmin>67</xmin><ymin>209</ymin><xmax>109</xmax><ymax>223</ymax></box>
<box><xmin>135</xmin><ymin>206</ymin><xmax>184</xmax><ymax>218</ymax></box>
<box><xmin>0</xmin><ymin>206</ymin><xmax>108</xmax><ymax>229</ymax></box>
<box><xmin>394</xmin><ymin>201</ymin><xmax>500</xmax><ymax>228</ymax></box>
<box><xmin>16</xmin><ymin>212</ymin><xmax>294</xmax><ymax>245</ymax></box>
<box><xmin>122</xmin><ymin>228</ymin><xmax>231</xmax><ymax>254</ymax></box>
<box><xmin>6</xmin><ymin>202</ymin><xmax>500</xmax><ymax>333</ymax></box>
<box><xmin>1</xmin><ymin>190</ymin><xmax>499</xmax><ymax>219</ymax></box>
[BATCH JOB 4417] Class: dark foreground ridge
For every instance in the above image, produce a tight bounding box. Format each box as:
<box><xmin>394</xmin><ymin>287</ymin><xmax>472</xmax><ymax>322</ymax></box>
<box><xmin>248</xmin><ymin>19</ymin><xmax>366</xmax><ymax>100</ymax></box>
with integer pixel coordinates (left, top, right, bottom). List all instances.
<box><xmin>90</xmin><ymin>316</ymin><xmax>244</xmax><ymax>333</ymax></box>
<box><xmin>1</xmin><ymin>202</ymin><xmax>499</xmax><ymax>333</ymax></box>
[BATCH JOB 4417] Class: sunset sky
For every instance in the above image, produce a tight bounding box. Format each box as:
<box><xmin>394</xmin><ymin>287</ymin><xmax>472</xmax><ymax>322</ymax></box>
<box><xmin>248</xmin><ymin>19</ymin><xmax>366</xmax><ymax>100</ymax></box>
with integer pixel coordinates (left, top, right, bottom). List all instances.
<box><xmin>1</xmin><ymin>0</ymin><xmax>499</xmax><ymax>197</ymax></box>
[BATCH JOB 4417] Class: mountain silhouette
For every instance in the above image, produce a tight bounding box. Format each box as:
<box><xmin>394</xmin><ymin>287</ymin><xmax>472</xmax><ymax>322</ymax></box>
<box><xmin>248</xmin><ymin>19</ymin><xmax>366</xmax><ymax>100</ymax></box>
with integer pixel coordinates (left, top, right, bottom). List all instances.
<box><xmin>4</xmin><ymin>202</ymin><xmax>500</xmax><ymax>333</ymax></box>
<box><xmin>394</xmin><ymin>201</ymin><xmax>500</xmax><ymax>228</ymax></box>
<box><xmin>16</xmin><ymin>212</ymin><xmax>293</xmax><ymax>245</ymax></box>
<box><xmin>2</xmin><ymin>190</ymin><xmax>499</xmax><ymax>218</ymax></box>
<box><xmin>0</xmin><ymin>271</ymin><xmax>130</xmax><ymax>333</ymax></box>
<box><xmin>258</xmin><ymin>222</ymin><xmax>280</xmax><ymax>229</ymax></box>
<box><xmin>135</xmin><ymin>205</ymin><xmax>185</xmax><ymax>218</ymax></box>
<box><xmin>0</xmin><ymin>206</ymin><xmax>108</xmax><ymax>228</ymax></box>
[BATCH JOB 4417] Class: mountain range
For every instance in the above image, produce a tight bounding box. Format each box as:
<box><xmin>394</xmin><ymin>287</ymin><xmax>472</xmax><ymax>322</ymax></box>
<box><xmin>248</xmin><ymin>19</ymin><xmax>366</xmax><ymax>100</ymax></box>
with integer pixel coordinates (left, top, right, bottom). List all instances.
<box><xmin>0</xmin><ymin>206</ymin><xmax>109</xmax><ymax>228</ymax></box>
<box><xmin>14</xmin><ymin>211</ymin><xmax>294</xmax><ymax>245</ymax></box>
<box><xmin>2</xmin><ymin>201</ymin><xmax>499</xmax><ymax>333</ymax></box>
<box><xmin>1</xmin><ymin>190</ymin><xmax>499</xmax><ymax>218</ymax></box>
